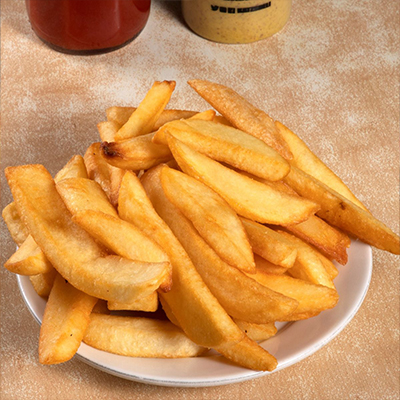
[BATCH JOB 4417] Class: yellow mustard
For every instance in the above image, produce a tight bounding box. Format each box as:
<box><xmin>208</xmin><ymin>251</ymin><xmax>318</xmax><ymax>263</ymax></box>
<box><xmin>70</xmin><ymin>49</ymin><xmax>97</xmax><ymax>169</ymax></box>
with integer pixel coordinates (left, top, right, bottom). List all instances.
<box><xmin>182</xmin><ymin>0</ymin><xmax>292</xmax><ymax>44</ymax></box>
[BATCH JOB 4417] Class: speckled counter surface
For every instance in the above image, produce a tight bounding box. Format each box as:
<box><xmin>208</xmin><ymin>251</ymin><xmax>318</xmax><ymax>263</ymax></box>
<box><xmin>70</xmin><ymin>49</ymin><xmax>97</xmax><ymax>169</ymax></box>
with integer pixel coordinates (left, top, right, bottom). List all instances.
<box><xmin>1</xmin><ymin>1</ymin><xmax>399</xmax><ymax>399</ymax></box>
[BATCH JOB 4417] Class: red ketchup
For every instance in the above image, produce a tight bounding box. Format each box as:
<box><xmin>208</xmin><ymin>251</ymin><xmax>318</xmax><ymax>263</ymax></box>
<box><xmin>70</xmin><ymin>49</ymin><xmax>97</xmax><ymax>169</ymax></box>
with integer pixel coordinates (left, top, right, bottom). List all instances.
<box><xmin>25</xmin><ymin>0</ymin><xmax>151</xmax><ymax>54</ymax></box>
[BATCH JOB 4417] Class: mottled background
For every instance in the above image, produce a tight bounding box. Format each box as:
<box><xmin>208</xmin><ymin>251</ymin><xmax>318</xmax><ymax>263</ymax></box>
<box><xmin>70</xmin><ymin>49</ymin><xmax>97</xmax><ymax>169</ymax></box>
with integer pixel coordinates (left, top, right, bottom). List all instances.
<box><xmin>1</xmin><ymin>0</ymin><xmax>399</xmax><ymax>399</ymax></box>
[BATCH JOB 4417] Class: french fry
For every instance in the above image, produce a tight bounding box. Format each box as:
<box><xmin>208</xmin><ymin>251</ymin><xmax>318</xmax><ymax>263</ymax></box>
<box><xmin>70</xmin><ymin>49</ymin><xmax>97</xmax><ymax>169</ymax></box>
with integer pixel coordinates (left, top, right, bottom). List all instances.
<box><xmin>166</xmin><ymin>135</ymin><xmax>319</xmax><ymax>225</ymax></box>
<box><xmin>5</xmin><ymin>164</ymin><xmax>171</xmax><ymax>303</ymax></box>
<box><xmin>84</xmin><ymin>142</ymin><xmax>125</xmax><ymax>207</ymax></box>
<box><xmin>242</xmin><ymin>173</ymin><xmax>351</xmax><ymax>264</ymax></box>
<box><xmin>118</xmin><ymin>169</ymin><xmax>278</xmax><ymax>371</ymax></box>
<box><xmin>56</xmin><ymin>177</ymin><xmax>118</xmax><ymax>217</ymax></box>
<box><xmin>2</xmin><ymin>202</ymin><xmax>30</xmax><ymax>246</ymax></box>
<box><xmin>106</xmin><ymin>107</ymin><xmax>197</xmax><ymax>129</ymax></box>
<box><xmin>276</xmin><ymin>230</ymin><xmax>336</xmax><ymax>289</ymax></box>
<box><xmin>83</xmin><ymin>314</ymin><xmax>206</xmax><ymax>358</ymax></box>
<box><xmin>246</xmin><ymin>273</ymin><xmax>339</xmax><ymax>321</ymax></box>
<box><xmin>284</xmin><ymin>166</ymin><xmax>400</xmax><ymax>255</ymax></box>
<box><xmin>254</xmin><ymin>254</ymin><xmax>289</xmax><ymax>275</ymax></box>
<box><xmin>233</xmin><ymin>320</ymin><xmax>277</xmax><ymax>342</ymax></box>
<box><xmin>4</xmin><ymin>234</ymin><xmax>53</xmax><ymax>275</ymax></box>
<box><xmin>101</xmin><ymin>132</ymin><xmax>172</xmax><ymax>170</ymax></box>
<box><xmin>54</xmin><ymin>155</ymin><xmax>88</xmax><ymax>182</ymax></box>
<box><xmin>154</xmin><ymin>165</ymin><xmax>298</xmax><ymax>323</ymax></box>
<box><xmin>153</xmin><ymin>119</ymin><xmax>290</xmax><ymax>181</ymax></box>
<box><xmin>187</xmin><ymin>79</ymin><xmax>293</xmax><ymax>159</ymax></box>
<box><xmin>240</xmin><ymin>217</ymin><xmax>297</xmax><ymax>269</ymax></box>
<box><xmin>39</xmin><ymin>273</ymin><xmax>98</xmax><ymax>364</ymax></box>
<box><xmin>72</xmin><ymin>210</ymin><xmax>172</xmax><ymax>292</ymax></box>
<box><xmin>160</xmin><ymin>166</ymin><xmax>256</xmax><ymax>273</ymax></box>
<box><xmin>115</xmin><ymin>81</ymin><xmax>176</xmax><ymax>141</ymax></box>
<box><xmin>107</xmin><ymin>292</ymin><xmax>159</xmax><ymax>312</ymax></box>
<box><xmin>276</xmin><ymin>120</ymin><xmax>368</xmax><ymax>211</ymax></box>
<box><xmin>29</xmin><ymin>269</ymin><xmax>58</xmax><ymax>298</ymax></box>
<box><xmin>97</xmin><ymin>121</ymin><xmax>120</xmax><ymax>142</ymax></box>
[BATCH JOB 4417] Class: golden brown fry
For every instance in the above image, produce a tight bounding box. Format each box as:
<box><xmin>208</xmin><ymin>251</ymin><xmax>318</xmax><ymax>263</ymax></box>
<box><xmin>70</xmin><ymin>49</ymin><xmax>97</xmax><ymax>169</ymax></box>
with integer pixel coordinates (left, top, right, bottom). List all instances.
<box><xmin>153</xmin><ymin>119</ymin><xmax>290</xmax><ymax>181</ymax></box>
<box><xmin>56</xmin><ymin>177</ymin><xmax>118</xmax><ymax>217</ymax></box>
<box><xmin>54</xmin><ymin>155</ymin><xmax>88</xmax><ymax>182</ymax></box>
<box><xmin>107</xmin><ymin>292</ymin><xmax>159</xmax><ymax>312</ymax></box>
<box><xmin>166</xmin><ymin>135</ymin><xmax>319</xmax><ymax>225</ymax></box>
<box><xmin>160</xmin><ymin>166</ymin><xmax>255</xmax><ymax>273</ymax></box>
<box><xmin>6</xmin><ymin>164</ymin><xmax>171</xmax><ymax>303</ymax></box>
<box><xmin>254</xmin><ymin>254</ymin><xmax>289</xmax><ymax>275</ymax></box>
<box><xmin>187</xmin><ymin>109</ymin><xmax>216</xmax><ymax>121</ymax></box>
<box><xmin>84</xmin><ymin>142</ymin><xmax>124</xmax><ymax>208</ymax></box>
<box><xmin>29</xmin><ymin>268</ymin><xmax>58</xmax><ymax>298</ymax></box>
<box><xmin>243</xmin><ymin>173</ymin><xmax>351</xmax><ymax>265</ymax></box>
<box><xmin>118</xmin><ymin>169</ymin><xmax>278</xmax><ymax>371</ymax></box>
<box><xmin>284</xmin><ymin>166</ymin><xmax>400</xmax><ymax>255</ymax></box>
<box><xmin>97</xmin><ymin>121</ymin><xmax>120</xmax><ymax>142</ymax></box>
<box><xmin>72</xmin><ymin>210</ymin><xmax>172</xmax><ymax>292</ymax></box>
<box><xmin>106</xmin><ymin>107</ymin><xmax>197</xmax><ymax>129</ymax></box>
<box><xmin>188</xmin><ymin>79</ymin><xmax>293</xmax><ymax>159</ymax></box>
<box><xmin>39</xmin><ymin>273</ymin><xmax>98</xmax><ymax>364</ymax></box>
<box><xmin>4</xmin><ymin>234</ymin><xmax>53</xmax><ymax>275</ymax></box>
<box><xmin>246</xmin><ymin>273</ymin><xmax>338</xmax><ymax>321</ymax></box>
<box><xmin>2</xmin><ymin>202</ymin><xmax>30</xmax><ymax>246</ymax></box>
<box><xmin>115</xmin><ymin>81</ymin><xmax>176</xmax><ymax>141</ymax></box>
<box><xmin>276</xmin><ymin>120</ymin><xmax>368</xmax><ymax>211</ymax></box>
<box><xmin>276</xmin><ymin>230</ymin><xmax>336</xmax><ymax>289</ymax></box>
<box><xmin>101</xmin><ymin>132</ymin><xmax>172</xmax><ymax>170</ymax></box>
<box><xmin>241</xmin><ymin>217</ymin><xmax>297</xmax><ymax>269</ymax></box>
<box><xmin>83</xmin><ymin>314</ymin><xmax>206</xmax><ymax>358</ymax></box>
<box><xmin>233</xmin><ymin>319</ymin><xmax>277</xmax><ymax>342</ymax></box>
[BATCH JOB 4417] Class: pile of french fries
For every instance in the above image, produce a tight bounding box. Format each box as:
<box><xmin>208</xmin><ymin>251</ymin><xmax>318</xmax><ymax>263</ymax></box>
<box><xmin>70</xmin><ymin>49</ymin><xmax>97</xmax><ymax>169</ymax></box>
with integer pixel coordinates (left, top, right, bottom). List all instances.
<box><xmin>3</xmin><ymin>80</ymin><xmax>399</xmax><ymax>372</ymax></box>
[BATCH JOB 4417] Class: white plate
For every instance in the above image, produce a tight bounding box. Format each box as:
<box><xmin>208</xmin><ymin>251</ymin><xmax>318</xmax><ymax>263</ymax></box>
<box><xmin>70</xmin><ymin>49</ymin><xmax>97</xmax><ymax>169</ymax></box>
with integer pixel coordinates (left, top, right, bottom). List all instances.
<box><xmin>17</xmin><ymin>239</ymin><xmax>372</xmax><ymax>387</ymax></box>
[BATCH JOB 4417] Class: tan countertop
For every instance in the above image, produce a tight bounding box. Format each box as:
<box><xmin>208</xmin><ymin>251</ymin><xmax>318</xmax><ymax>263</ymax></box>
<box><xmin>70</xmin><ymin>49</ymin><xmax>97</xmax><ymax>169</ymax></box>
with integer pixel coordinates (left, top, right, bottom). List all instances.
<box><xmin>1</xmin><ymin>1</ymin><xmax>399</xmax><ymax>399</ymax></box>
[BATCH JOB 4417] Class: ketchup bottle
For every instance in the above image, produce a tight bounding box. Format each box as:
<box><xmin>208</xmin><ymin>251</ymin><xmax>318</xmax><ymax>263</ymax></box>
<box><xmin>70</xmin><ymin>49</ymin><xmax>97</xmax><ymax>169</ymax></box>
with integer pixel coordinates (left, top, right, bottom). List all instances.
<box><xmin>25</xmin><ymin>0</ymin><xmax>151</xmax><ymax>54</ymax></box>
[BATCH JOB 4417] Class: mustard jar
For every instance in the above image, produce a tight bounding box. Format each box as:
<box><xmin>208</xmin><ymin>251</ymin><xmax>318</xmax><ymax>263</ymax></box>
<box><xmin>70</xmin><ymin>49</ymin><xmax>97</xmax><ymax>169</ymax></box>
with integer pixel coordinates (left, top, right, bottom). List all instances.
<box><xmin>182</xmin><ymin>0</ymin><xmax>292</xmax><ymax>44</ymax></box>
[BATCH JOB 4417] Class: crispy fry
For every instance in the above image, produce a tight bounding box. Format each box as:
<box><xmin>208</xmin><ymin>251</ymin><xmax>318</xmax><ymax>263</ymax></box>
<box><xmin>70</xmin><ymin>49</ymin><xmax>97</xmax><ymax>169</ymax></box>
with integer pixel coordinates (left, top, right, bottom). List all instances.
<box><xmin>233</xmin><ymin>320</ymin><xmax>277</xmax><ymax>342</ymax></box>
<box><xmin>160</xmin><ymin>166</ymin><xmax>255</xmax><ymax>273</ymax></box>
<box><xmin>166</xmin><ymin>135</ymin><xmax>319</xmax><ymax>225</ymax></box>
<box><xmin>242</xmin><ymin>173</ymin><xmax>351</xmax><ymax>264</ymax></box>
<box><xmin>241</xmin><ymin>218</ymin><xmax>297</xmax><ymax>269</ymax></box>
<box><xmin>101</xmin><ymin>132</ymin><xmax>172</xmax><ymax>170</ymax></box>
<box><xmin>276</xmin><ymin>120</ymin><xmax>367</xmax><ymax>211</ymax></box>
<box><xmin>188</xmin><ymin>79</ymin><xmax>293</xmax><ymax>159</ymax></box>
<box><xmin>39</xmin><ymin>273</ymin><xmax>98</xmax><ymax>364</ymax></box>
<box><xmin>2</xmin><ymin>202</ymin><xmax>30</xmax><ymax>246</ymax></box>
<box><xmin>72</xmin><ymin>210</ymin><xmax>172</xmax><ymax>292</ymax></box>
<box><xmin>106</xmin><ymin>107</ymin><xmax>197</xmax><ymax>128</ymax></box>
<box><xmin>115</xmin><ymin>81</ymin><xmax>176</xmax><ymax>141</ymax></box>
<box><xmin>247</xmin><ymin>273</ymin><xmax>339</xmax><ymax>321</ymax></box>
<box><xmin>276</xmin><ymin>230</ymin><xmax>336</xmax><ymax>289</ymax></box>
<box><xmin>29</xmin><ymin>269</ymin><xmax>58</xmax><ymax>298</ymax></box>
<box><xmin>54</xmin><ymin>155</ymin><xmax>88</xmax><ymax>182</ymax></box>
<box><xmin>56</xmin><ymin>177</ymin><xmax>118</xmax><ymax>217</ymax></box>
<box><xmin>107</xmin><ymin>292</ymin><xmax>159</xmax><ymax>312</ymax></box>
<box><xmin>284</xmin><ymin>166</ymin><xmax>400</xmax><ymax>255</ymax></box>
<box><xmin>4</xmin><ymin>234</ymin><xmax>53</xmax><ymax>275</ymax></box>
<box><xmin>153</xmin><ymin>119</ymin><xmax>290</xmax><ymax>181</ymax></box>
<box><xmin>84</xmin><ymin>142</ymin><xmax>125</xmax><ymax>207</ymax></box>
<box><xmin>97</xmin><ymin>121</ymin><xmax>120</xmax><ymax>142</ymax></box>
<box><xmin>254</xmin><ymin>254</ymin><xmax>289</xmax><ymax>275</ymax></box>
<box><xmin>83</xmin><ymin>314</ymin><xmax>206</xmax><ymax>358</ymax></box>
